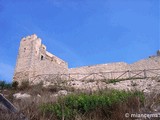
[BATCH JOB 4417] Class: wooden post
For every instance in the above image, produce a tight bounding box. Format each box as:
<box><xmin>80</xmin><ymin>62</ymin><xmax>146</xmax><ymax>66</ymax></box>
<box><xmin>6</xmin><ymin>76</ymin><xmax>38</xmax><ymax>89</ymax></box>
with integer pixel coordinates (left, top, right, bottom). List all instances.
<box><xmin>144</xmin><ymin>69</ymin><xmax>147</xmax><ymax>78</ymax></box>
<box><xmin>111</xmin><ymin>72</ymin><xmax>113</xmax><ymax>79</ymax></box>
<box><xmin>69</xmin><ymin>74</ymin><xmax>71</xmax><ymax>80</ymax></box>
<box><xmin>128</xmin><ymin>70</ymin><xmax>131</xmax><ymax>79</ymax></box>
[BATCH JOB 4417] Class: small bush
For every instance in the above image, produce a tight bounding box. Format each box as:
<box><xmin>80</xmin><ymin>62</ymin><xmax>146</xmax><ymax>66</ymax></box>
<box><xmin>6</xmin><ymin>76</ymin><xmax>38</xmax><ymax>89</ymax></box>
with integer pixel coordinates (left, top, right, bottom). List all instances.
<box><xmin>0</xmin><ymin>80</ymin><xmax>5</xmax><ymax>90</ymax></box>
<box><xmin>108</xmin><ymin>79</ymin><xmax>119</xmax><ymax>84</ymax></box>
<box><xmin>47</xmin><ymin>82</ymin><xmax>75</xmax><ymax>93</ymax></box>
<box><xmin>0</xmin><ymin>81</ymin><xmax>12</xmax><ymax>90</ymax></box>
<box><xmin>48</xmin><ymin>84</ymin><xmax>61</xmax><ymax>93</ymax></box>
<box><xmin>19</xmin><ymin>80</ymin><xmax>30</xmax><ymax>90</ymax></box>
<box><xmin>30</xmin><ymin>81</ymin><xmax>44</xmax><ymax>95</ymax></box>
<box><xmin>4</xmin><ymin>83</ymin><xmax>12</xmax><ymax>89</ymax></box>
<box><xmin>12</xmin><ymin>81</ymin><xmax>19</xmax><ymax>89</ymax></box>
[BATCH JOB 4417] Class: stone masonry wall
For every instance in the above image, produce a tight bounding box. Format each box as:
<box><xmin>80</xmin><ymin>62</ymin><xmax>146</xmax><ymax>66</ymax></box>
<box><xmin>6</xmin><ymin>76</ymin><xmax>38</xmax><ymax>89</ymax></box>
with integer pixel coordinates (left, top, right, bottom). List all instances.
<box><xmin>68</xmin><ymin>57</ymin><xmax>160</xmax><ymax>80</ymax></box>
<box><xmin>13</xmin><ymin>34</ymin><xmax>160</xmax><ymax>84</ymax></box>
<box><xmin>13</xmin><ymin>34</ymin><xmax>68</xmax><ymax>83</ymax></box>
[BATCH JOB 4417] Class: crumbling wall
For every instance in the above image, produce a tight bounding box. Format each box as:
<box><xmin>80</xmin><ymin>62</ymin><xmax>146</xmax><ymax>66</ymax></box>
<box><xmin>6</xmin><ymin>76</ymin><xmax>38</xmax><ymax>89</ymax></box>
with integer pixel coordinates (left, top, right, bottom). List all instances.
<box><xmin>69</xmin><ymin>62</ymin><xmax>129</xmax><ymax>73</ymax></box>
<box><xmin>130</xmin><ymin>57</ymin><xmax>160</xmax><ymax>70</ymax></box>
<box><xmin>13</xmin><ymin>34</ymin><xmax>68</xmax><ymax>83</ymax></box>
<box><xmin>68</xmin><ymin>62</ymin><xmax>130</xmax><ymax>80</ymax></box>
<box><xmin>68</xmin><ymin>57</ymin><xmax>160</xmax><ymax>80</ymax></box>
<box><xmin>13</xmin><ymin>34</ymin><xmax>39</xmax><ymax>82</ymax></box>
<box><xmin>13</xmin><ymin>34</ymin><xmax>160</xmax><ymax>84</ymax></box>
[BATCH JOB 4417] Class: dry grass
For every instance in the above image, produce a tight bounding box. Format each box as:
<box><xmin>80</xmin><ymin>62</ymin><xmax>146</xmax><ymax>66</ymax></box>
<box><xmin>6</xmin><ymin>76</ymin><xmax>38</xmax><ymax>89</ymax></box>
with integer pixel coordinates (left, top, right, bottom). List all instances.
<box><xmin>0</xmin><ymin>78</ymin><xmax>160</xmax><ymax>120</ymax></box>
<box><xmin>0</xmin><ymin>88</ymin><xmax>145</xmax><ymax>120</ymax></box>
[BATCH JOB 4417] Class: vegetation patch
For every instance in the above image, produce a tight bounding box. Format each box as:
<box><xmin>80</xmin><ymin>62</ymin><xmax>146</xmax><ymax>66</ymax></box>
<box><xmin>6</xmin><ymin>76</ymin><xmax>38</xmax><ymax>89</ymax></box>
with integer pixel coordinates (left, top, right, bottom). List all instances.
<box><xmin>0</xmin><ymin>80</ymin><xmax>12</xmax><ymax>90</ymax></box>
<box><xmin>40</xmin><ymin>90</ymin><xmax>144</xmax><ymax>120</ymax></box>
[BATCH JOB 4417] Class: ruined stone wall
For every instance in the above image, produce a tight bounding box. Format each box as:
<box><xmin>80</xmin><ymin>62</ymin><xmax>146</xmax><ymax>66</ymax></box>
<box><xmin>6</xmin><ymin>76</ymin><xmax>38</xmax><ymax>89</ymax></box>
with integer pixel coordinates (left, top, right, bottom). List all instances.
<box><xmin>13</xmin><ymin>35</ymin><xmax>38</xmax><ymax>82</ymax></box>
<box><xmin>68</xmin><ymin>57</ymin><xmax>160</xmax><ymax>80</ymax></box>
<box><xmin>13</xmin><ymin>34</ymin><xmax>68</xmax><ymax>83</ymax></box>
<box><xmin>13</xmin><ymin>34</ymin><xmax>160</xmax><ymax>83</ymax></box>
<box><xmin>69</xmin><ymin>62</ymin><xmax>129</xmax><ymax>73</ymax></box>
<box><xmin>130</xmin><ymin>57</ymin><xmax>160</xmax><ymax>70</ymax></box>
<box><xmin>31</xmin><ymin>42</ymin><xmax>68</xmax><ymax>76</ymax></box>
<box><xmin>68</xmin><ymin>62</ymin><xmax>130</xmax><ymax>80</ymax></box>
<box><xmin>69</xmin><ymin>57</ymin><xmax>160</xmax><ymax>75</ymax></box>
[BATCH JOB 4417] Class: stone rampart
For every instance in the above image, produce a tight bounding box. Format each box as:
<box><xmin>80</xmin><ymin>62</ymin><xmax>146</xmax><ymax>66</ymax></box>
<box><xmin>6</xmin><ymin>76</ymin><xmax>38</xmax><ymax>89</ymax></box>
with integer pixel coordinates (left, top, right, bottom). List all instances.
<box><xmin>13</xmin><ymin>34</ymin><xmax>160</xmax><ymax>84</ymax></box>
<box><xmin>68</xmin><ymin>57</ymin><xmax>160</xmax><ymax>80</ymax></box>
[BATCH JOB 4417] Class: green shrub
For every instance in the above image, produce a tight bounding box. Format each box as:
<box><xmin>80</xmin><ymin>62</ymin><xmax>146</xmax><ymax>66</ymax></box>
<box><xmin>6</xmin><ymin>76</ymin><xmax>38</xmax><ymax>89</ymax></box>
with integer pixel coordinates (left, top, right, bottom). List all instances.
<box><xmin>0</xmin><ymin>80</ymin><xmax>5</xmax><ymax>89</ymax></box>
<box><xmin>4</xmin><ymin>83</ymin><xmax>12</xmax><ymax>89</ymax></box>
<box><xmin>0</xmin><ymin>81</ymin><xmax>12</xmax><ymax>89</ymax></box>
<box><xmin>108</xmin><ymin>79</ymin><xmax>119</xmax><ymax>84</ymax></box>
<box><xmin>12</xmin><ymin>81</ymin><xmax>19</xmax><ymax>89</ymax></box>
<box><xmin>40</xmin><ymin>90</ymin><xmax>144</xmax><ymax>120</ymax></box>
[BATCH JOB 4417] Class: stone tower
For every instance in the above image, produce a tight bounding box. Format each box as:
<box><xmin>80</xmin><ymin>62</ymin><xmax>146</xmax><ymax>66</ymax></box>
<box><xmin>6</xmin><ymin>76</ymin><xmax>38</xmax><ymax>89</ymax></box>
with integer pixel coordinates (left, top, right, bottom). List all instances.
<box><xmin>13</xmin><ymin>34</ymin><xmax>68</xmax><ymax>83</ymax></box>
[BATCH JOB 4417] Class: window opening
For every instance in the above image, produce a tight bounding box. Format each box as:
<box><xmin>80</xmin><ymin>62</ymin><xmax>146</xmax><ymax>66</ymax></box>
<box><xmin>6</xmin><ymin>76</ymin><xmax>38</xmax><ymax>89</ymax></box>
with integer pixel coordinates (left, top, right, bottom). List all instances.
<box><xmin>24</xmin><ymin>48</ymin><xmax>26</xmax><ymax>52</ymax></box>
<box><xmin>41</xmin><ymin>55</ymin><xmax>44</xmax><ymax>60</ymax></box>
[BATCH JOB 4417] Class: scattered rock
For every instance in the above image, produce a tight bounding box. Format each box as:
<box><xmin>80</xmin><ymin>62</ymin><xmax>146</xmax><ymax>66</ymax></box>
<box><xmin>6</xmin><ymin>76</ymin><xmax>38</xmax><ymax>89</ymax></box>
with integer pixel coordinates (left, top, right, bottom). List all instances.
<box><xmin>37</xmin><ymin>94</ymin><xmax>41</xmax><ymax>97</ymax></box>
<box><xmin>143</xmin><ymin>89</ymin><xmax>150</xmax><ymax>94</ymax></box>
<box><xmin>107</xmin><ymin>78</ymin><xmax>159</xmax><ymax>93</ymax></box>
<box><xmin>153</xmin><ymin>105</ymin><xmax>160</xmax><ymax>112</ymax></box>
<box><xmin>13</xmin><ymin>93</ymin><xmax>31</xmax><ymax>100</ymax></box>
<box><xmin>58</xmin><ymin>90</ymin><xmax>68</xmax><ymax>96</ymax></box>
<box><xmin>50</xmin><ymin>94</ymin><xmax>58</xmax><ymax>98</ymax></box>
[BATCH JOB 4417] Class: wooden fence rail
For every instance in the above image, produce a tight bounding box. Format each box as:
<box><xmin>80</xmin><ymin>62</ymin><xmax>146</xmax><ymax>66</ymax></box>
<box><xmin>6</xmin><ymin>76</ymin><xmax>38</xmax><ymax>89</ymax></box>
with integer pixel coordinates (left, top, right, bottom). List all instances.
<box><xmin>29</xmin><ymin>68</ymin><xmax>160</xmax><ymax>83</ymax></box>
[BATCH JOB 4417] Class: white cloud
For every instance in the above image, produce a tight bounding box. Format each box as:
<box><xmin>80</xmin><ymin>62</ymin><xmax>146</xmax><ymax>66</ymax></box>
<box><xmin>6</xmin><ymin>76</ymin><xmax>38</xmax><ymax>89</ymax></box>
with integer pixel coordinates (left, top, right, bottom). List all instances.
<box><xmin>0</xmin><ymin>63</ymin><xmax>14</xmax><ymax>83</ymax></box>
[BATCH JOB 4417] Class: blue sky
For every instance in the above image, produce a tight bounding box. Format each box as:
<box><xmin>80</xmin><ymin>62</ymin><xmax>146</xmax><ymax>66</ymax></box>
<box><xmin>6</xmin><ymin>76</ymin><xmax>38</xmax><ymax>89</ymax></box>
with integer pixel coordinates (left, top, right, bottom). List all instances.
<box><xmin>0</xmin><ymin>0</ymin><xmax>159</xmax><ymax>82</ymax></box>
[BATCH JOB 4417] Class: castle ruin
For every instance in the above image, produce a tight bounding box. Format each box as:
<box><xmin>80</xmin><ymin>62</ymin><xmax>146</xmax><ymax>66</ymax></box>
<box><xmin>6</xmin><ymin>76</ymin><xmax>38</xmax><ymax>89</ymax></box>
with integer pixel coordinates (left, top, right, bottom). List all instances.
<box><xmin>13</xmin><ymin>34</ymin><xmax>160</xmax><ymax>84</ymax></box>
<box><xmin>13</xmin><ymin>34</ymin><xmax>68</xmax><ymax>83</ymax></box>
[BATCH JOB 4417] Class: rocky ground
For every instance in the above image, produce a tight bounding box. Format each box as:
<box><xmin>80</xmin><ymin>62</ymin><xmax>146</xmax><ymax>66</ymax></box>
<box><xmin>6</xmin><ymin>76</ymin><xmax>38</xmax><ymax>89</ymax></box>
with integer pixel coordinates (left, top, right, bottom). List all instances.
<box><xmin>66</xmin><ymin>76</ymin><xmax>160</xmax><ymax>93</ymax></box>
<box><xmin>0</xmin><ymin>76</ymin><xmax>160</xmax><ymax>120</ymax></box>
